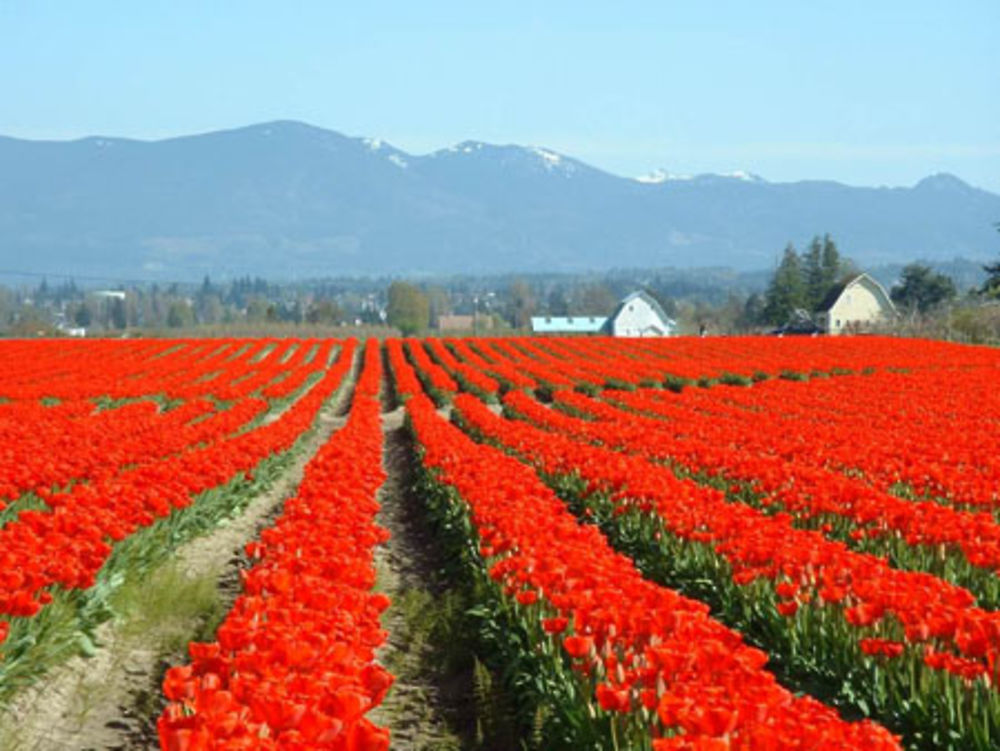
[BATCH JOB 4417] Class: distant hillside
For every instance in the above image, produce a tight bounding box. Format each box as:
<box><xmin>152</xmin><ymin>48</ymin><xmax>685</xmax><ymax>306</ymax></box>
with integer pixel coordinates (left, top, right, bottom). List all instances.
<box><xmin>1</xmin><ymin>121</ymin><xmax>998</xmax><ymax>280</ymax></box>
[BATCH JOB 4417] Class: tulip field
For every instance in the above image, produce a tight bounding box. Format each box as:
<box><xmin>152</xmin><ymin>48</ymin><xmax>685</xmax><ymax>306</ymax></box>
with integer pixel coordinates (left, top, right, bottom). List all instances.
<box><xmin>1</xmin><ymin>336</ymin><xmax>999</xmax><ymax>750</ymax></box>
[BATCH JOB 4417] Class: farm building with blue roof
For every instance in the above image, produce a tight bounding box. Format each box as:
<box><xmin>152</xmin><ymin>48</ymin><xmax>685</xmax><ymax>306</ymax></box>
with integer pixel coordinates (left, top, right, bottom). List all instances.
<box><xmin>530</xmin><ymin>290</ymin><xmax>675</xmax><ymax>337</ymax></box>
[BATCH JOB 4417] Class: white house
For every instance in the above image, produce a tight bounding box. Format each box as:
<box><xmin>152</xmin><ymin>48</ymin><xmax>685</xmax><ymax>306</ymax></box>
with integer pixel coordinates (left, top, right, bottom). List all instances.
<box><xmin>815</xmin><ymin>273</ymin><xmax>896</xmax><ymax>335</ymax></box>
<box><xmin>530</xmin><ymin>290</ymin><xmax>675</xmax><ymax>337</ymax></box>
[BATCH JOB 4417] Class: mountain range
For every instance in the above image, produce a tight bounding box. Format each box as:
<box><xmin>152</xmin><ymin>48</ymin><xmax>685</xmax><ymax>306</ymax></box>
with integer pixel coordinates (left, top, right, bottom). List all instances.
<box><xmin>1</xmin><ymin>120</ymin><xmax>997</xmax><ymax>281</ymax></box>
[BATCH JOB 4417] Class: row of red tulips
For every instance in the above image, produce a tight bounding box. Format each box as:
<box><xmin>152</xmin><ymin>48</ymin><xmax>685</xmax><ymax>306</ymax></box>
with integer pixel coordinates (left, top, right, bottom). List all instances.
<box><xmin>0</xmin><ymin>338</ymin><xmax>335</xmax><ymax>403</ymax></box>
<box><xmin>459</xmin><ymin>390</ymin><xmax>1000</xmax><ymax>744</ymax></box>
<box><xmin>409</xmin><ymin>337</ymin><xmax>1000</xmax><ymax>598</ymax></box>
<box><xmin>611</xmin><ymin>368</ymin><xmax>1000</xmax><ymax>510</ymax></box>
<box><xmin>0</xmin><ymin>339</ymin><xmax>184</xmax><ymax>400</ymax></box>
<box><xmin>0</xmin><ymin>396</ymin><xmax>218</xmax><ymax>505</ymax></box>
<box><xmin>451</xmin><ymin>338</ymin><xmax>533</xmax><ymax>389</ymax></box>
<box><xmin>5</xmin><ymin>335</ymin><xmax>997</xmax><ymax>749</ymax></box>
<box><xmin>158</xmin><ymin>340</ymin><xmax>391</xmax><ymax>751</ymax></box>
<box><xmin>411</xmin><ymin>336</ymin><xmax>1000</xmax><ymax>582</ymax></box>
<box><xmin>539</xmin><ymin>335</ymin><xmax>1000</xmax><ymax>384</ymax></box>
<box><xmin>401</xmin><ymin>338</ymin><xmax>457</xmax><ymax>396</ymax></box>
<box><xmin>426</xmin><ymin>335</ymin><xmax>1000</xmax><ymax>394</ymax></box>
<box><xmin>205</xmin><ymin>341</ymin><xmax>339</xmax><ymax>404</ymax></box>
<box><xmin>391</xmin><ymin>348</ymin><xmax>900</xmax><ymax>749</ymax></box>
<box><xmin>492</xmin><ymin>389</ymin><xmax>1000</xmax><ymax>680</ymax></box>
<box><xmin>0</xmin><ymin>340</ymin><xmax>342</xmax><ymax>509</ymax></box>
<box><xmin>422</xmin><ymin>338</ymin><xmax>499</xmax><ymax>396</ymax></box>
<box><xmin>0</xmin><ymin>340</ymin><xmax>355</xmax><ymax>632</ymax></box>
<box><xmin>584</xmin><ymin>385</ymin><xmax>1000</xmax><ymax>598</ymax></box>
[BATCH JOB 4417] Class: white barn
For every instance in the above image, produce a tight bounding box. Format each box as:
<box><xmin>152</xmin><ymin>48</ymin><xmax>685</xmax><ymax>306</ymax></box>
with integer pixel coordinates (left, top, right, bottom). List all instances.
<box><xmin>815</xmin><ymin>273</ymin><xmax>896</xmax><ymax>335</ymax></box>
<box><xmin>603</xmin><ymin>291</ymin><xmax>675</xmax><ymax>337</ymax></box>
<box><xmin>529</xmin><ymin>290</ymin><xmax>675</xmax><ymax>337</ymax></box>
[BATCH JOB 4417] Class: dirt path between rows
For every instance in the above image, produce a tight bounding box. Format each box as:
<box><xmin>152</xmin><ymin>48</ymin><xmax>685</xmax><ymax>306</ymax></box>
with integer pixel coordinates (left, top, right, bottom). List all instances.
<box><xmin>368</xmin><ymin>358</ymin><xmax>468</xmax><ymax>749</ymax></box>
<box><xmin>0</xmin><ymin>350</ymin><xmax>359</xmax><ymax>751</ymax></box>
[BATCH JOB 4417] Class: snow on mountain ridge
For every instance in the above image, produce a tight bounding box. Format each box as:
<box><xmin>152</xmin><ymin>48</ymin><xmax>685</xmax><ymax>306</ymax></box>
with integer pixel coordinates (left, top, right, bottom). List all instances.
<box><xmin>636</xmin><ymin>168</ymin><xmax>766</xmax><ymax>184</ymax></box>
<box><xmin>427</xmin><ymin>141</ymin><xmax>579</xmax><ymax>176</ymax></box>
<box><xmin>359</xmin><ymin>136</ymin><xmax>408</xmax><ymax>168</ymax></box>
<box><xmin>529</xmin><ymin>146</ymin><xmax>561</xmax><ymax>165</ymax></box>
<box><xmin>636</xmin><ymin>168</ymin><xmax>691</xmax><ymax>184</ymax></box>
<box><xmin>528</xmin><ymin>146</ymin><xmax>580</xmax><ymax>176</ymax></box>
<box><xmin>723</xmin><ymin>170</ymin><xmax>765</xmax><ymax>182</ymax></box>
<box><xmin>444</xmin><ymin>140</ymin><xmax>487</xmax><ymax>154</ymax></box>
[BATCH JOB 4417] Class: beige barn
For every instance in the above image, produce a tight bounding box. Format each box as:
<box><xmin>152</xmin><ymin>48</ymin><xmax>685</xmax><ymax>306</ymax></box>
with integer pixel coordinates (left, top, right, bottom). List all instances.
<box><xmin>815</xmin><ymin>273</ymin><xmax>896</xmax><ymax>335</ymax></box>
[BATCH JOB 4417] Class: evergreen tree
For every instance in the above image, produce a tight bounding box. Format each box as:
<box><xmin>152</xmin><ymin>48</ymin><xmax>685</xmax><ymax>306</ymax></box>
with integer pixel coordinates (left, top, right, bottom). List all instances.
<box><xmin>74</xmin><ymin>303</ymin><xmax>92</xmax><ymax>327</ymax></box>
<box><xmin>891</xmin><ymin>264</ymin><xmax>956</xmax><ymax>313</ymax></box>
<box><xmin>741</xmin><ymin>292</ymin><xmax>765</xmax><ymax>327</ymax></box>
<box><xmin>984</xmin><ymin>260</ymin><xmax>1000</xmax><ymax>298</ymax></box>
<box><xmin>796</xmin><ymin>234</ymin><xmax>845</xmax><ymax>311</ymax></box>
<box><xmin>763</xmin><ymin>244</ymin><xmax>807</xmax><ymax>325</ymax></box>
<box><xmin>166</xmin><ymin>301</ymin><xmax>193</xmax><ymax>328</ymax></box>
<box><xmin>110</xmin><ymin>298</ymin><xmax>128</xmax><ymax>329</ymax></box>
<box><xmin>821</xmin><ymin>234</ymin><xmax>842</xmax><ymax>287</ymax></box>
<box><xmin>802</xmin><ymin>236</ymin><xmax>825</xmax><ymax>310</ymax></box>
<box><xmin>982</xmin><ymin>224</ymin><xmax>1000</xmax><ymax>298</ymax></box>
<box><xmin>546</xmin><ymin>287</ymin><xmax>569</xmax><ymax>316</ymax></box>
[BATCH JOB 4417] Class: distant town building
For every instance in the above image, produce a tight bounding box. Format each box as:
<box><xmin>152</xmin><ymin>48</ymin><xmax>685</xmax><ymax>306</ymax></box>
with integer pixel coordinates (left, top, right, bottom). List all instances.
<box><xmin>93</xmin><ymin>290</ymin><xmax>127</xmax><ymax>300</ymax></box>
<box><xmin>530</xmin><ymin>290</ymin><xmax>675</xmax><ymax>337</ymax></box>
<box><xmin>56</xmin><ymin>323</ymin><xmax>87</xmax><ymax>337</ymax></box>
<box><xmin>530</xmin><ymin>315</ymin><xmax>606</xmax><ymax>334</ymax></box>
<box><xmin>437</xmin><ymin>313</ymin><xmax>494</xmax><ymax>332</ymax></box>
<box><xmin>815</xmin><ymin>273</ymin><xmax>896</xmax><ymax>335</ymax></box>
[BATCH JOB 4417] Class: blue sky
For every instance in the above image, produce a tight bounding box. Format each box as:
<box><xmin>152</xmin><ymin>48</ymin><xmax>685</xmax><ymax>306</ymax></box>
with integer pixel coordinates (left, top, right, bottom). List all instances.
<box><xmin>2</xmin><ymin>1</ymin><xmax>998</xmax><ymax>190</ymax></box>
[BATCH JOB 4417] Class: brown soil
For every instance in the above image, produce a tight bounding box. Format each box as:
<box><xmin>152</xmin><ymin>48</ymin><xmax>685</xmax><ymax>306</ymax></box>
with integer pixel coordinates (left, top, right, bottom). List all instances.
<box><xmin>371</xmin><ymin>393</ymin><xmax>523</xmax><ymax>751</ymax></box>
<box><xmin>0</xmin><ymin>350</ymin><xmax>359</xmax><ymax>751</ymax></box>
<box><xmin>368</xmin><ymin>410</ymin><xmax>461</xmax><ymax>749</ymax></box>
<box><xmin>368</xmin><ymin>354</ymin><xmax>474</xmax><ymax>750</ymax></box>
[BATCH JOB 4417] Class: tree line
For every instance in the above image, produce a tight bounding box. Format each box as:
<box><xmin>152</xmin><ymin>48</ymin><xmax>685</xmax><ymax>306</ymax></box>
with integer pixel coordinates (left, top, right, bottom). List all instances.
<box><xmin>760</xmin><ymin>235</ymin><xmax>849</xmax><ymax>325</ymax></box>
<box><xmin>754</xmin><ymin>225</ymin><xmax>1000</xmax><ymax>341</ymax></box>
<box><xmin>3</xmin><ymin>225</ymin><xmax>998</xmax><ymax>338</ymax></box>
<box><xmin>757</xmin><ymin>233</ymin><xmax>1000</xmax><ymax>327</ymax></box>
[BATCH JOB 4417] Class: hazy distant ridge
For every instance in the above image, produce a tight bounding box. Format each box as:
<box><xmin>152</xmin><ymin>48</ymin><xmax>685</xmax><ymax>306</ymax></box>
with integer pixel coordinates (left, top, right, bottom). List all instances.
<box><xmin>1</xmin><ymin>121</ymin><xmax>997</xmax><ymax>280</ymax></box>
